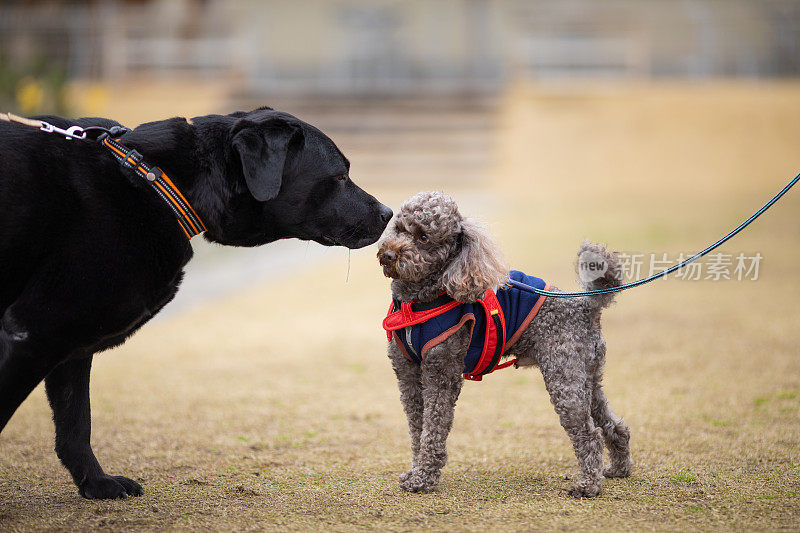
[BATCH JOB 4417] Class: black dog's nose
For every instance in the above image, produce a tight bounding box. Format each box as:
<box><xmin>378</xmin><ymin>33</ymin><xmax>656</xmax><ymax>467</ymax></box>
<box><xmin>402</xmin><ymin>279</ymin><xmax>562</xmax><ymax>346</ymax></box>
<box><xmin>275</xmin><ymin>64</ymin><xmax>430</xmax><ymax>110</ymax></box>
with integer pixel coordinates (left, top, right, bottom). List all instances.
<box><xmin>380</xmin><ymin>249</ymin><xmax>397</xmax><ymax>266</ymax></box>
<box><xmin>379</xmin><ymin>205</ymin><xmax>393</xmax><ymax>223</ymax></box>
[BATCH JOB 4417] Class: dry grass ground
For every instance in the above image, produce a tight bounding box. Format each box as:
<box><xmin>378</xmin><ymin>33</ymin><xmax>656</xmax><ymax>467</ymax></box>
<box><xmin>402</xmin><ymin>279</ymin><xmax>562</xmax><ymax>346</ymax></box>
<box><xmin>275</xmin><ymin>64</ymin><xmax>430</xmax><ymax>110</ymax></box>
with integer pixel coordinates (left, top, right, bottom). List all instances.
<box><xmin>2</xmin><ymin>82</ymin><xmax>799</xmax><ymax>531</ymax></box>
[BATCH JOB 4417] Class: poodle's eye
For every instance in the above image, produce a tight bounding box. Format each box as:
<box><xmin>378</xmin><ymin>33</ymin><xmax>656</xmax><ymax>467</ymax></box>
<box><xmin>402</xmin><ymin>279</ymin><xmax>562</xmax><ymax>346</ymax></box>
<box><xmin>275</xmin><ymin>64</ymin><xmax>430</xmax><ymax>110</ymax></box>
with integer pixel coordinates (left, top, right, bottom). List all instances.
<box><xmin>418</xmin><ymin>234</ymin><xmax>429</xmax><ymax>243</ymax></box>
<box><xmin>336</xmin><ymin>175</ymin><xmax>347</xmax><ymax>181</ymax></box>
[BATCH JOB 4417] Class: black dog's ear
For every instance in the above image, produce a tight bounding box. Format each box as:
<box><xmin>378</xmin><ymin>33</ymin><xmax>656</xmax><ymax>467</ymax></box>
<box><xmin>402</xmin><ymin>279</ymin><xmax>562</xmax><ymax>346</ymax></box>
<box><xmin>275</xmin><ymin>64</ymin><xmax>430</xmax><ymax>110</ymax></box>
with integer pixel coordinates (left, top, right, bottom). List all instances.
<box><xmin>231</xmin><ymin>119</ymin><xmax>303</xmax><ymax>201</ymax></box>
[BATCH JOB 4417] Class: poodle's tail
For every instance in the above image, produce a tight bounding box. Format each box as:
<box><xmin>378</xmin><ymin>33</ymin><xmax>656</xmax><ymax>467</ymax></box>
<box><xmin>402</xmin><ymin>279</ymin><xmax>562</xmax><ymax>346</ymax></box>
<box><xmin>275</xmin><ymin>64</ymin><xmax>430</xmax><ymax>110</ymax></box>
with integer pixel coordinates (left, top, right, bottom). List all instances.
<box><xmin>576</xmin><ymin>240</ymin><xmax>623</xmax><ymax>310</ymax></box>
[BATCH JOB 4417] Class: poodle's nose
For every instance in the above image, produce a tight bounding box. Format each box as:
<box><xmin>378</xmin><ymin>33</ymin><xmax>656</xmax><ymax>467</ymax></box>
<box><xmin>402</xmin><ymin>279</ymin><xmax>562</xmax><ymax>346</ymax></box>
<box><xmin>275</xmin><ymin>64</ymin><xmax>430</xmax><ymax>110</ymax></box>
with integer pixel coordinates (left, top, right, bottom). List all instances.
<box><xmin>380</xmin><ymin>249</ymin><xmax>397</xmax><ymax>266</ymax></box>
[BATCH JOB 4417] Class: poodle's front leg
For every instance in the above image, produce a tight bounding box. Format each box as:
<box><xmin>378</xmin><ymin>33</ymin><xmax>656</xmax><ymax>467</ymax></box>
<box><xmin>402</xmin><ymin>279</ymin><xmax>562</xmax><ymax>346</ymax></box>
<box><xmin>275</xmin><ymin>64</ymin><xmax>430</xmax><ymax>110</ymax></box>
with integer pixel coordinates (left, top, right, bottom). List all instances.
<box><xmin>389</xmin><ymin>342</ymin><xmax>423</xmax><ymax>480</ymax></box>
<box><xmin>400</xmin><ymin>329</ymin><xmax>469</xmax><ymax>493</ymax></box>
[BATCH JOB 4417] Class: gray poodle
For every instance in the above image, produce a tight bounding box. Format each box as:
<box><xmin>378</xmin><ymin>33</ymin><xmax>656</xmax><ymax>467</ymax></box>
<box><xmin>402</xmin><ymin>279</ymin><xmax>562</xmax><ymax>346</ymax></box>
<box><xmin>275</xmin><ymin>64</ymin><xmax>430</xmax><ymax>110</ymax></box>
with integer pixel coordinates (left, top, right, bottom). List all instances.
<box><xmin>377</xmin><ymin>191</ymin><xmax>632</xmax><ymax>498</ymax></box>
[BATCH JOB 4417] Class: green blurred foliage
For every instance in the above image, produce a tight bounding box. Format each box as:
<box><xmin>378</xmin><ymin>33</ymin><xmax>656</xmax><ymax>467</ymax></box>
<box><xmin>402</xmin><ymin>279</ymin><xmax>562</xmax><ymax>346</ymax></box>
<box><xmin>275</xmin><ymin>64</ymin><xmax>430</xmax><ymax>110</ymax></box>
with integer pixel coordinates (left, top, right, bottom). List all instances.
<box><xmin>0</xmin><ymin>53</ymin><xmax>70</xmax><ymax>116</ymax></box>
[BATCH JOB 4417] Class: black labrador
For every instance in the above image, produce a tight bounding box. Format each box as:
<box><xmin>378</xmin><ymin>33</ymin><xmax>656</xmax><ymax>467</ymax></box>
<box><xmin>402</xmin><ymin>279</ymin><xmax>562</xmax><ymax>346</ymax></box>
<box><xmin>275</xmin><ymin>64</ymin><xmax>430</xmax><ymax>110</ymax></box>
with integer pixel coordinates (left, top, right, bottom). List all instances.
<box><xmin>0</xmin><ymin>108</ymin><xmax>392</xmax><ymax>499</ymax></box>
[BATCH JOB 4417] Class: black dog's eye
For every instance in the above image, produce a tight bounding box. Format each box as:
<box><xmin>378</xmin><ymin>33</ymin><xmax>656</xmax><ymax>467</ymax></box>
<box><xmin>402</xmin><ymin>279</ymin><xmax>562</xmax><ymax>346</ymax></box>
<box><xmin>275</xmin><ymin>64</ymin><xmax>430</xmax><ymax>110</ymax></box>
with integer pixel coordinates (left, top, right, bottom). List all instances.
<box><xmin>418</xmin><ymin>234</ymin><xmax>429</xmax><ymax>243</ymax></box>
<box><xmin>336</xmin><ymin>175</ymin><xmax>347</xmax><ymax>181</ymax></box>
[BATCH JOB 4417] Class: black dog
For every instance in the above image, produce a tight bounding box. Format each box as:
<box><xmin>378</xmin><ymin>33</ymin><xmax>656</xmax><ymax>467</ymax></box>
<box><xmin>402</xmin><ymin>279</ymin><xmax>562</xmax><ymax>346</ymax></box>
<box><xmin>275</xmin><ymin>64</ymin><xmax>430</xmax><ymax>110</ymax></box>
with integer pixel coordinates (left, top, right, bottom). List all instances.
<box><xmin>0</xmin><ymin>108</ymin><xmax>392</xmax><ymax>499</ymax></box>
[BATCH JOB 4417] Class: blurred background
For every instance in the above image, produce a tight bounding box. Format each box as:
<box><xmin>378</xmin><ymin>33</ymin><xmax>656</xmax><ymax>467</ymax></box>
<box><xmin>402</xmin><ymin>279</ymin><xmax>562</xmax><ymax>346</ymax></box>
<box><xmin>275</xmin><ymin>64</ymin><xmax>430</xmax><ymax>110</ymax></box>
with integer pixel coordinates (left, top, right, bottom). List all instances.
<box><xmin>2</xmin><ymin>0</ymin><xmax>799</xmax><ymax>312</ymax></box>
<box><xmin>2</xmin><ymin>2</ymin><xmax>800</xmax><ymax>529</ymax></box>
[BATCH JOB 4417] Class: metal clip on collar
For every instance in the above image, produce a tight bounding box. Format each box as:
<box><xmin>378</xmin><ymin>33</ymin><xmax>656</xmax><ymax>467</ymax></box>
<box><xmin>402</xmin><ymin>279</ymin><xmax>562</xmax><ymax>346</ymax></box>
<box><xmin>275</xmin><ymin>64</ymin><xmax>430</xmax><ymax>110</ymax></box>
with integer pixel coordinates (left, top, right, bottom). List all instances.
<box><xmin>39</xmin><ymin>121</ymin><xmax>87</xmax><ymax>140</ymax></box>
<box><xmin>0</xmin><ymin>112</ymin><xmax>85</xmax><ymax>140</ymax></box>
<box><xmin>0</xmin><ymin>112</ymin><xmax>130</xmax><ymax>141</ymax></box>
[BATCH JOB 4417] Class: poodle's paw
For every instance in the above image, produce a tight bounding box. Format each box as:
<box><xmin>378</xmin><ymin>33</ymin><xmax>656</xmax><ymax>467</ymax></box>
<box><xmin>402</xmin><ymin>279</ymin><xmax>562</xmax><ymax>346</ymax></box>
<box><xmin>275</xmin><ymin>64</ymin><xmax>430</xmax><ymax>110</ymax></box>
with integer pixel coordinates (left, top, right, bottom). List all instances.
<box><xmin>399</xmin><ymin>470</ymin><xmax>439</xmax><ymax>493</ymax></box>
<box><xmin>567</xmin><ymin>478</ymin><xmax>602</xmax><ymax>498</ymax></box>
<box><xmin>398</xmin><ymin>469</ymin><xmax>414</xmax><ymax>484</ymax></box>
<box><xmin>604</xmin><ymin>457</ymin><xmax>633</xmax><ymax>478</ymax></box>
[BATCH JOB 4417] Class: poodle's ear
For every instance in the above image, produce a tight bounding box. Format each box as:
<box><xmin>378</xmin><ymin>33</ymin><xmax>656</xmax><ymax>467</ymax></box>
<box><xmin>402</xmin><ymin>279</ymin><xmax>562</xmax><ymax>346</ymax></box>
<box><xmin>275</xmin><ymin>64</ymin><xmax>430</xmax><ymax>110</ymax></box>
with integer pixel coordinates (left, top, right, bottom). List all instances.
<box><xmin>442</xmin><ymin>218</ymin><xmax>508</xmax><ymax>302</ymax></box>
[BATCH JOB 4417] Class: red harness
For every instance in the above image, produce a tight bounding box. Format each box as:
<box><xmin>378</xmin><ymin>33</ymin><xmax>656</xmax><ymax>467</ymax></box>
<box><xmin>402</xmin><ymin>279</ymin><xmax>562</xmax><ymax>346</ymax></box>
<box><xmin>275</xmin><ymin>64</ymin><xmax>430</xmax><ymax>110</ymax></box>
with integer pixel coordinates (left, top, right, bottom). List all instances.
<box><xmin>383</xmin><ymin>290</ymin><xmax>518</xmax><ymax>381</ymax></box>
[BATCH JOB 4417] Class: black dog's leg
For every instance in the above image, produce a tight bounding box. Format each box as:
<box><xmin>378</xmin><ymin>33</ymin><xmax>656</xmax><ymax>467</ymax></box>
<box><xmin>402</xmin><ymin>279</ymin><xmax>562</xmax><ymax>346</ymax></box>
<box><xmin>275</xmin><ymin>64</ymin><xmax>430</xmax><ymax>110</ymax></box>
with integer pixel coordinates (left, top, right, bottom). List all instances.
<box><xmin>0</xmin><ymin>330</ymin><xmax>59</xmax><ymax>432</ymax></box>
<box><xmin>45</xmin><ymin>356</ymin><xmax>143</xmax><ymax>499</ymax></box>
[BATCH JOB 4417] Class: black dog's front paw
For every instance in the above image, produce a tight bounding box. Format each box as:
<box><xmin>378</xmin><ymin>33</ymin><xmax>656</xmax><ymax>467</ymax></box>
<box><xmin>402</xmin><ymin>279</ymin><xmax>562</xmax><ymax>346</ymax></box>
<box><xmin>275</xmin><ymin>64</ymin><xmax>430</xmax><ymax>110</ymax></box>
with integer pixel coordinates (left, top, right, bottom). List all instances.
<box><xmin>79</xmin><ymin>474</ymin><xmax>143</xmax><ymax>499</ymax></box>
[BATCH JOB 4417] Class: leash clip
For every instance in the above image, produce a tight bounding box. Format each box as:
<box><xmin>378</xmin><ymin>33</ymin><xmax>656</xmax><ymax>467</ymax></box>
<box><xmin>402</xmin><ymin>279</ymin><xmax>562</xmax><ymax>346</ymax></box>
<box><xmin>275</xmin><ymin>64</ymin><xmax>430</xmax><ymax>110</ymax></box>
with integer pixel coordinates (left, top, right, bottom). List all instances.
<box><xmin>39</xmin><ymin>120</ymin><xmax>87</xmax><ymax>141</ymax></box>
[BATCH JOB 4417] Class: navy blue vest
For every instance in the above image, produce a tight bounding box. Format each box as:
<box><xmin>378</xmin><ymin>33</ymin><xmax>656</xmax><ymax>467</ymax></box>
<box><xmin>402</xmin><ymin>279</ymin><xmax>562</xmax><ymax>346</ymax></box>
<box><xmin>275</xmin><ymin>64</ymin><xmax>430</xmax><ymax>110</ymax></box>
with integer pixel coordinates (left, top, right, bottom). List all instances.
<box><xmin>384</xmin><ymin>271</ymin><xmax>549</xmax><ymax>379</ymax></box>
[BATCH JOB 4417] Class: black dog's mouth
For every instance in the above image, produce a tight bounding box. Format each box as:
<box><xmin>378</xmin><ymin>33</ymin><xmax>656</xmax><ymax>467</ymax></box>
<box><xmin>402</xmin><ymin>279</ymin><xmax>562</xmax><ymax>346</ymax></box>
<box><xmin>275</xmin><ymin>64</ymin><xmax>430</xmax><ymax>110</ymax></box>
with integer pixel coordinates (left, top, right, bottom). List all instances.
<box><xmin>317</xmin><ymin>234</ymin><xmax>380</xmax><ymax>249</ymax></box>
<box><xmin>311</xmin><ymin>207</ymin><xmax>391</xmax><ymax>249</ymax></box>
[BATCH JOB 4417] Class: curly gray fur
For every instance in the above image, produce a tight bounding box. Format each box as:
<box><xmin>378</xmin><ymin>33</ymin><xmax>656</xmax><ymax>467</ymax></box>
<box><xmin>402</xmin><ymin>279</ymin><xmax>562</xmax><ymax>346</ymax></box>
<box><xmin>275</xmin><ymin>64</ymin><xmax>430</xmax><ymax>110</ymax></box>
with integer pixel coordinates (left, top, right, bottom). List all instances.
<box><xmin>378</xmin><ymin>191</ymin><xmax>632</xmax><ymax>498</ymax></box>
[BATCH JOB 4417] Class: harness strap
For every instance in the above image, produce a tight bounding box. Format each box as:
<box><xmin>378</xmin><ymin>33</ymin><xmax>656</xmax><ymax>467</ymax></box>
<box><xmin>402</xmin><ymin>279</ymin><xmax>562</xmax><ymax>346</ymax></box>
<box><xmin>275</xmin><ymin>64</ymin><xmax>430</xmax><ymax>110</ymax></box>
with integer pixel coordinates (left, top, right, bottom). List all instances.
<box><xmin>403</xmin><ymin>293</ymin><xmax>456</xmax><ymax>312</ymax></box>
<box><xmin>383</xmin><ymin>293</ymin><xmax>461</xmax><ymax>340</ymax></box>
<box><xmin>464</xmin><ymin>290</ymin><xmax>507</xmax><ymax>381</ymax></box>
<box><xmin>490</xmin><ymin>358</ymin><xmax>518</xmax><ymax>372</ymax></box>
<box><xmin>101</xmin><ymin>137</ymin><xmax>206</xmax><ymax>239</ymax></box>
<box><xmin>384</xmin><ymin>289</ymin><xmax>516</xmax><ymax>382</ymax></box>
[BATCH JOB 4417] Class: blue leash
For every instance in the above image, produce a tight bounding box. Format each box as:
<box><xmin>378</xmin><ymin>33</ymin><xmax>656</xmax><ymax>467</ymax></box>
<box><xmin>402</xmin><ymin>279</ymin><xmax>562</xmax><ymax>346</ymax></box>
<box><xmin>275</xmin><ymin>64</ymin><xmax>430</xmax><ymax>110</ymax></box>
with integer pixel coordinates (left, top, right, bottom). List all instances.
<box><xmin>508</xmin><ymin>171</ymin><xmax>800</xmax><ymax>298</ymax></box>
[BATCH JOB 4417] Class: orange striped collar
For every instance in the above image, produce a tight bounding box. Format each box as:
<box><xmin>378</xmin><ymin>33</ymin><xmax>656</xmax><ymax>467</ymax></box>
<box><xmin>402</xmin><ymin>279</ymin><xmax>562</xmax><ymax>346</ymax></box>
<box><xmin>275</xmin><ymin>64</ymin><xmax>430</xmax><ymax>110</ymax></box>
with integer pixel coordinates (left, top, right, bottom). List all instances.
<box><xmin>101</xmin><ymin>137</ymin><xmax>206</xmax><ymax>239</ymax></box>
